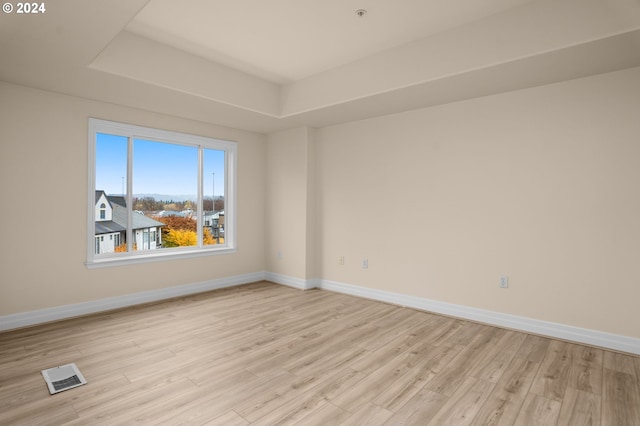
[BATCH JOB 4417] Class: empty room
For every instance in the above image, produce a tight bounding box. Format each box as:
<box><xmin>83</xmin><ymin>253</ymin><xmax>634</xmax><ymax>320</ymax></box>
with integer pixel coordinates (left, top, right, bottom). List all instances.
<box><xmin>1</xmin><ymin>0</ymin><xmax>640</xmax><ymax>424</ymax></box>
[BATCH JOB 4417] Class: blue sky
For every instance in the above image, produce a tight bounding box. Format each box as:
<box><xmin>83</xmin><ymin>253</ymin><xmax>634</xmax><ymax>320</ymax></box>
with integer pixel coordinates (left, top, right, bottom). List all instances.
<box><xmin>96</xmin><ymin>133</ymin><xmax>225</xmax><ymax>199</ymax></box>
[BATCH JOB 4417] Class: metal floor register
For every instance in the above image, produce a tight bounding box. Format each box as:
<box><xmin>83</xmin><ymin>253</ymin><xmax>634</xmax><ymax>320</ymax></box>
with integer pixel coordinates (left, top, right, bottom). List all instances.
<box><xmin>41</xmin><ymin>363</ymin><xmax>87</xmax><ymax>394</ymax></box>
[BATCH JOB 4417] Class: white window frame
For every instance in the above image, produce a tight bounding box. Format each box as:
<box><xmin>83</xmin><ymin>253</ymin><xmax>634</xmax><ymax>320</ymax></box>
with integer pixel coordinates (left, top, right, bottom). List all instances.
<box><xmin>86</xmin><ymin>118</ymin><xmax>237</xmax><ymax>268</ymax></box>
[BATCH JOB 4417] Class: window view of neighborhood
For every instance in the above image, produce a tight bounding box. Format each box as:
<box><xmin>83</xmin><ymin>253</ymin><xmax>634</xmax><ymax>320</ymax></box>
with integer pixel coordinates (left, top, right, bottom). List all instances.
<box><xmin>94</xmin><ymin>131</ymin><xmax>225</xmax><ymax>255</ymax></box>
<box><xmin>93</xmin><ymin>190</ymin><xmax>225</xmax><ymax>254</ymax></box>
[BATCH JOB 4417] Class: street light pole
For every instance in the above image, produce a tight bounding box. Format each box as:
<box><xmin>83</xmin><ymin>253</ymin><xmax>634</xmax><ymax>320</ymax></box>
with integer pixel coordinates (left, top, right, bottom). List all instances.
<box><xmin>212</xmin><ymin>172</ymin><xmax>219</xmax><ymax>243</ymax></box>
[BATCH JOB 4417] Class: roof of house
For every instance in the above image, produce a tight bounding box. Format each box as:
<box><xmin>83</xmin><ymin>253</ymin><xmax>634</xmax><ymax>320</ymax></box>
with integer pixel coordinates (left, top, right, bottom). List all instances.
<box><xmin>95</xmin><ymin>221</ymin><xmax>126</xmax><ymax>235</ymax></box>
<box><xmin>95</xmin><ymin>191</ymin><xmax>165</xmax><ymax>235</ymax></box>
<box><xmin>113</xmin><ymin>203</ymin><xmax>165</xmax><ymax>230</ymax></box>
<box><xmin>95</xmin><ymin>190</ymin><xmax>107</xmax><ymax>204</ymax></box>
<box><xmin>108</xmin><ymin>196</ymin><xmax>127</xmax><ymax>207</ymax></box>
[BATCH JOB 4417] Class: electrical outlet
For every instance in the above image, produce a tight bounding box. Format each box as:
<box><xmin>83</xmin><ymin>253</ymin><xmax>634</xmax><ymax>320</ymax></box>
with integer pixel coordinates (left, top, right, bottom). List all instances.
<box><xmin>339</xmin><ymin>256</ymin><xmax>345</xmax><ymax>265</ymax></box>
<box><xmin>362</xmin><ymin>258</ymin><xmax>369</xmax><ymax>269</ymax></box>
<box><xmin>500</xmin><ymin>275</ymin><xmax>509</xmax><ymax>288</ymax></box>
<box><xmin>277</xmin><ymin>250</ymin><xmax>283</xmax><ymax>259</ymax></box>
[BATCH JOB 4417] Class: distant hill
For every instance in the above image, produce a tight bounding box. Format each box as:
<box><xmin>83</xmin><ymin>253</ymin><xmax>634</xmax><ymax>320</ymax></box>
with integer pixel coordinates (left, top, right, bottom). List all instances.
<box><xmin>134</xmin><ymin>194</ymin><xmax>197</xmax><ymax>202</ymax></box>
<box><xmin>101</xmin><ymin>193</ymin><xmax>197</xmax><ymax>202</ymax></box>
<box><xmin>102</xmin><ymin>193</ymin><xmax>221</xmax><ymax>202</ymax></box>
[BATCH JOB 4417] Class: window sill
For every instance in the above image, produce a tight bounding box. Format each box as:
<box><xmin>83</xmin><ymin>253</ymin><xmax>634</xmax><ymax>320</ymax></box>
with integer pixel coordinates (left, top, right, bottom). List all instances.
<box><xmin>85</xmin><ymin>246</ymin><xmax>236</xmax><ymax>269</ymax></box>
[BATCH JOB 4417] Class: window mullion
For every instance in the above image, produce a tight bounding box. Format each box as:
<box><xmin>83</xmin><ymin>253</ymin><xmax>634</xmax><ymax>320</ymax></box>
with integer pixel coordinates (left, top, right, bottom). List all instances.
<box><xmin>126</xmin><ymin>136</ymin><xmax>134</xmax><ymax>253</ymax></box>
<box><xmin>197</xmin><ymin>146</ymin><xmax>204</xmax><ymax>247</ymax></box>
<box><xmin>225</xmin><ymin>147</ymin><xmax>234</xmax><ymax>247</ymax></box>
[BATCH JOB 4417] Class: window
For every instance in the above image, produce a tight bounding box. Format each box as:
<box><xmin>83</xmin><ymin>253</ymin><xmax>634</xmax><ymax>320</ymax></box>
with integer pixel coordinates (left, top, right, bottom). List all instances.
<box><xmin>87</xmin><ymin>118</ymin><xmax>236</xmax><ymax>267</ymax></box>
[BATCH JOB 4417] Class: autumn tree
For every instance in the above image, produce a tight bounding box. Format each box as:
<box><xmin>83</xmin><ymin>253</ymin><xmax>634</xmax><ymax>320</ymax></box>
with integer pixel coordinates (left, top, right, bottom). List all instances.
<box><xmin>162</xmin><ymin>227</ymin><xmax>216</xmax><ymax>247</ymax></box>
<box><xmin>203</xmin><ymin>197</ymin><xmax>224</xmax><ymax>212</ymax></box>
<box><xmin>153</xmin><ymin>214</ymin><xmax>221</xmax><ymax>248</ymax></box>
<box><xmin>163</xmin><ymin>229</ymin><xmax>197</xmax><ymax>247</ymax></box>
<box><xmin>133</xmin><ymin>196</ymin><xmax>163</xmax><ymax>212</ymax></box>
<box><xmin>203</xmin><ymin>228</ymin><xmax>215</xmax><ymax>245</ymax></box>
<box><xmin>154</xmin><ymin>215</ymin><xmax>196</xmax><ymax>231</ymax></box>
<box><xmin>114</xmin><ymin>242</ymin><xmax>137</xmax><ymax>252</ymax></box>
<box><xmin>214</xmin><ymin>197</ymin><xmax>224</xmax><ymax>212</ymax></box>
<box><xmin>163</xmin><ymin>203</ymin><xmax>179</xmax><ymax>212</ymax></box>
<box><xmin>153</xmin><ymin>215</ymin><xmax>195</xmax><ymax>247</ymax></box>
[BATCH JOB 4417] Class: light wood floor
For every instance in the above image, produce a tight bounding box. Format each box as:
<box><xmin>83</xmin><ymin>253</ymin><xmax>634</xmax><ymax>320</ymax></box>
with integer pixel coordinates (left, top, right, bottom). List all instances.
<box><xmin>1</xmin><ymin>281</ymin><xmax>639</xmax><ymax>425</ymax></box>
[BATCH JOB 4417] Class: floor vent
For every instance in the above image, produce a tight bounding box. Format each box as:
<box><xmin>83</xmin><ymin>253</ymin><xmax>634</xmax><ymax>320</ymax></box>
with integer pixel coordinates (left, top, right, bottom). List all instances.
<box><xmin>41</xmin><ymin>363</ymin><xmax>87</xmax><ymax>395</ymax></box>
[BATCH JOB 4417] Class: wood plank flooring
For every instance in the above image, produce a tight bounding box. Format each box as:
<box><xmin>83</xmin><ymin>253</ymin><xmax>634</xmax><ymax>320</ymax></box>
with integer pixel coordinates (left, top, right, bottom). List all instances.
<box><xmin>1</xmin><ymin>281</ymin><xmax>639</xmax><ymax>425</ymax></box>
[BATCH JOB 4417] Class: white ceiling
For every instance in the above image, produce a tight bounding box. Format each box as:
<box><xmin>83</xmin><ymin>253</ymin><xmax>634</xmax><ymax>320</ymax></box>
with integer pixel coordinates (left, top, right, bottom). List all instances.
<box><xmin>1</xmin><ymin>0</ymin><xmax>639</xmax><ymax>133</ymax></box>
<box><xmin>127</xmin><ymin>0</ymin><xmax>533</xmax><ymax>83</ymax></box>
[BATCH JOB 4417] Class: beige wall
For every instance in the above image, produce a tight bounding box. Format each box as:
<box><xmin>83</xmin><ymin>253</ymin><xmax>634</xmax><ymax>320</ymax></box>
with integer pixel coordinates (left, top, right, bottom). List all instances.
<box><xmin>315</xmin><ymin>67</ymin><xmax>640</xmax><ymax>339</ymax></box>
<box><xmin>0</xmin><ymin>82</ymin><xmax>266</xmax><ymax>315</ymax></box>
<box><xmin>265</xmin><ymin>127</ymin><xmax>316</xmax><ymax>280</ymax></box>
<box><xmin>2</xmin><ymin>66</ymin><xmax>639</xmax><ymax>342</ymax></box>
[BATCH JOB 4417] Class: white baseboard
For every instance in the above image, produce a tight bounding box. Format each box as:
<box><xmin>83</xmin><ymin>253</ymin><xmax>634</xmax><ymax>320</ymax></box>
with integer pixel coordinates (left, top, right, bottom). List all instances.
<box><xmin>0</xmin><ymin>271</ymin><xmax>265</xmax><ymax>332</ymax></box>
<box><xmin>264</xmin><ymin>272</ymin><xmax>316</xmax><ymax>290</ymax></box>
<box><xmin>3</xmin><ymin>272</ymin><xmax>638</xmax><ymax>355</ymax></box>
<box><xmin>316</xmin><ymin>279</ymin><xmax>640</xmax><ymax>355</ymax></box>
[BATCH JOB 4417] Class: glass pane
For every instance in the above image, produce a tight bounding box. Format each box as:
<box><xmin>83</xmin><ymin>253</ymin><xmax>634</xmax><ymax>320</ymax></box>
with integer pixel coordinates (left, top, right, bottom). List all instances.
<box><xmin>95</xmin><ymin>133</ymin><xmax>128</xmax><ymax>254</ymax></box>
<box><xmin>133</xmin><ymin>139</ymin><xmax>198</xmax><ymax>250</ymax></box>
<box><xmin>203</xmin><ymin>148</ymin><xmax>225</xmax><ymax>246</ymax></box>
